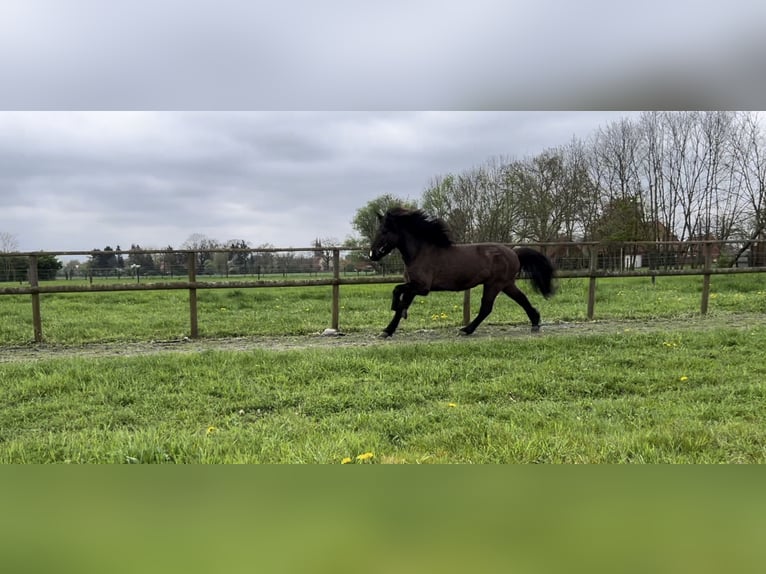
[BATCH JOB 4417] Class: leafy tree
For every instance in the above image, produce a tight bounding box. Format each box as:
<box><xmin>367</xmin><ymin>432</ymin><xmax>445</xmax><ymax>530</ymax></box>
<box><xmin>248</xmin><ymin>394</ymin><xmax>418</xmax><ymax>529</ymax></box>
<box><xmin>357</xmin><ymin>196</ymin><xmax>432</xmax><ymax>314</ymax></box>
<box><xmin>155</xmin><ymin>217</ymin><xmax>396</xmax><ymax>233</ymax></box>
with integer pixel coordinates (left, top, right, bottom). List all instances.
<box><xmin>90</xmin><ymin>246</ymin><xmax>118</xmax><ymax>276</ymax></box>
<box><xmin>352</xmin><ymin>194</ymin><xmax>416</xmax><ymax>244</ymax></box>
<box><xmin>0</xmin><ymin>255</ymin><xmax>27</xmax><ymax>282</ymax></box>
<box><xmin>589</xmin><ymin>196</ymin><xmax>651</xmax><ymax>242</ymax></box>
<box><xmin>0</xmin><ymin>254</ymin><xmax>62</xmax><ymax>281</ymax></box>
<box><xmin>127</xmin><ymin>244</ymin><xmax>156</xmax><ymax>274</ymax></box>
<box><xmin>37</xmin><ymin>254</ymin><xmax>62</xmax><ymax>280</ymax></box>
<box><xmin>351</xmin><ymin>194</ymin><xmax>414</xmax><ymax>275</ymax></box>
<box><xmin>115</xmin><ymin>245</ymin><xmax>125</xmax><ymax>269</ymax></box>
<box><xmin>224</xmin><ymin>239</ymin><xmax>251</xmax><ymax>275</ymax></box>
<box><xmin>157</xmin><ymin>246</ymin><xmax>186</xmax><ymax>277</ymax></box>
<box><xmin>587</xmin><ymin>196</ymin><xmax>653</xmax><ymax>269</ymax></box>
<box><xmin>342</xmin><ymin>236</ymin><xmax>372</xmax><ymax>271</ymax></box>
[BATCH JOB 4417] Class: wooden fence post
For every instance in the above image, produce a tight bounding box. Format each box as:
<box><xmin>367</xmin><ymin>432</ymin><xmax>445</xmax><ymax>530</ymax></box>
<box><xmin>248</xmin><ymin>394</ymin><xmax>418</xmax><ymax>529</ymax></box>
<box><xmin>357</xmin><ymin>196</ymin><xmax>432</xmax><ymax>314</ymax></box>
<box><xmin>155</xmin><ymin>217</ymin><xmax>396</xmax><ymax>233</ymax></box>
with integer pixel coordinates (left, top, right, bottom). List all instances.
<box><xmin>331</xmin><ymin>249</ymin><xmax>340</xmax><ymax>330</ymax></box>
<box><xmin>587</xmin><ymin>247</ymin><xmax>598</xmax><ymax>320</ymax></box>
<box><xmin>187</xmin><ymin>252</ymin><xmax>199</xmax><ymax>338</ymax></box>
<box><xmin>28</xmin><ymin>255</ymin><xmax>43</xmax><ymax>343</ymax></box>
<box><xmin>462</xmin><ymin>289</ymin><xmax>471</xmax><ymax>326</ymax></box>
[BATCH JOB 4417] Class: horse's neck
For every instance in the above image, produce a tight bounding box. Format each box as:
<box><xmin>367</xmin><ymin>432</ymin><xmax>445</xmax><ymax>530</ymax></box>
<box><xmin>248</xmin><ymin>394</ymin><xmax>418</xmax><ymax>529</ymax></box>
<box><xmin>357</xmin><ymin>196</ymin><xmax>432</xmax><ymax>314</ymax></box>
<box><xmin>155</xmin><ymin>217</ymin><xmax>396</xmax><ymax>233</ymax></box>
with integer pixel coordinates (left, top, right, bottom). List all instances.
<box><xmin>397</xmin><ymin>233</ymin><xmax>420</xmax><ymax>265</ymax></box>
<box><xmin>398</xmin><ymin>233</ymin><xmax>439</xmax><ymax>266</ymax></box>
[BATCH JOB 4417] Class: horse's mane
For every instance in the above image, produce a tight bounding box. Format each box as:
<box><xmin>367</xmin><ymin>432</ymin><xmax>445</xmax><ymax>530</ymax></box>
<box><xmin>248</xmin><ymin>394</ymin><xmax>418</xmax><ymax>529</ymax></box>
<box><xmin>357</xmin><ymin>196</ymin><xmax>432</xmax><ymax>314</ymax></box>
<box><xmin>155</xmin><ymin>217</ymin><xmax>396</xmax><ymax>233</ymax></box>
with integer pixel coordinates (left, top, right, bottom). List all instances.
<box><xmin>386</xmin><ymin>207</ymin><xmax>453</xmax><ymax>248</ymax></box>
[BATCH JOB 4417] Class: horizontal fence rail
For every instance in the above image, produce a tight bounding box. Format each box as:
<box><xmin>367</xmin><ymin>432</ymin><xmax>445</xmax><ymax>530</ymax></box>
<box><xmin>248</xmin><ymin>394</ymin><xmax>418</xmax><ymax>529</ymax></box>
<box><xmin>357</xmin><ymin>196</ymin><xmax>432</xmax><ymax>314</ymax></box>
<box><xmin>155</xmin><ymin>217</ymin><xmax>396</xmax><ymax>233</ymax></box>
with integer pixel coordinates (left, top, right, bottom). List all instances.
<box><xmin>2</xmin><ymin>241</ymin><xmax>766</xmax><ymax>343</ymax></box>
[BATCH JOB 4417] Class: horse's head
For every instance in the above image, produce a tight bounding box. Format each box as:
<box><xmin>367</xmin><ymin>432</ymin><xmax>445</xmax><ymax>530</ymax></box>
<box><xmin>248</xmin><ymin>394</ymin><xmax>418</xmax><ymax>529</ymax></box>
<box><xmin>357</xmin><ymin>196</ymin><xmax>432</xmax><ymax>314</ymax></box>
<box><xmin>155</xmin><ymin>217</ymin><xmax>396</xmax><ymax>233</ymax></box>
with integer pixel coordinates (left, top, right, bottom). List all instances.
<box><xmin>369</xmin><ymin>211</ymin><xmax>399</xmax><ymax>261</ymax></box>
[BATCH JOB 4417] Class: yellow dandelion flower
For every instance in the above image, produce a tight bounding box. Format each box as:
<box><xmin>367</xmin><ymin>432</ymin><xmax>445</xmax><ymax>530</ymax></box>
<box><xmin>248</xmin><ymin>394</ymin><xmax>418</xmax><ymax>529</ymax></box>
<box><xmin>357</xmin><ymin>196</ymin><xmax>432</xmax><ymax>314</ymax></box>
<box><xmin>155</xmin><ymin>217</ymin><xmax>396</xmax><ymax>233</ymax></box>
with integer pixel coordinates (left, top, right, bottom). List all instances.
<box><xmin>206</xmin><ymin>426</ymin><xmax>218</xmax><ymax>435</ymax></box>
<box><xmin>356</xmin><ymin>452</ymin><xmax>374</xmax><ymax>461</ymax></box>
<box><xmin>341</xmin><ymin>457</ymin><xmax>352</xmax><ymax>464</ymax></box>
<box><xmin>447</xmin><ymin>402</ymin><xmax>457</xmax><ymax>408</ymax></box>
<box><xmin>679</xmin><ymin>376</ymin><xmax>689</xmax><ymax>382</ymax></box>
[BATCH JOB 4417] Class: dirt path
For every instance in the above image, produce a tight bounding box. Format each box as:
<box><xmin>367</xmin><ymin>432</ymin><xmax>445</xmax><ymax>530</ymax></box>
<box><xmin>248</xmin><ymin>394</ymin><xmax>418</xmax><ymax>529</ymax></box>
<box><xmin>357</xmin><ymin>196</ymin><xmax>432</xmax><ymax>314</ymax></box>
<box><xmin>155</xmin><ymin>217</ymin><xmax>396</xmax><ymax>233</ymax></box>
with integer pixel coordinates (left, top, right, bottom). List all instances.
<box><xmin>1</xmin><ymin>313</ymin><xmax>764</xmax><ymax>363</ymax></box>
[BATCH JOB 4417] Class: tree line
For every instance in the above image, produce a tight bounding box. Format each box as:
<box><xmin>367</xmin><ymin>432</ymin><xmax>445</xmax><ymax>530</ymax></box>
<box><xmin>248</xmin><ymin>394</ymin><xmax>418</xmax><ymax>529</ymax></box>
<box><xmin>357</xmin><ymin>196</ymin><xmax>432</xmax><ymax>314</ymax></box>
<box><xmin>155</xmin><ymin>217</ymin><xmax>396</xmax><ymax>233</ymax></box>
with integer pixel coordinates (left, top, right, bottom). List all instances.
<box><xmin>350</xmin><ymin>111</ymin><xmax>766</xmax><ymax>267</ymax></box>
<box><xmin>5</xmin><ymin>111</ymin><xmax>765</xmax><ymax>281</ymax></box>
<box><xmin>69</xmin><ymin>236</ymin><xmax>351</xmax><ymax>278</ymax></box>
<box><xmin>0</xmin><ymin>231</ymin><xmax>62</xmax><ymax>282</ymax></box>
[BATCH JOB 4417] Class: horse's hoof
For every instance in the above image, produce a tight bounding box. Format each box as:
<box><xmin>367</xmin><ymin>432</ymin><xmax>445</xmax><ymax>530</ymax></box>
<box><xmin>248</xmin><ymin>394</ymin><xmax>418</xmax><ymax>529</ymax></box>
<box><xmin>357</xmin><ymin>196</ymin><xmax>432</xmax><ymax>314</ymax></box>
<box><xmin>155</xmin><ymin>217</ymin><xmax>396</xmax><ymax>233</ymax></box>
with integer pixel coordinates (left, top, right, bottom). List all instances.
<box><xmin>379</xmin><ymin>331</ymin><xmax>393</xmax><ymax>339</ymax></box>
<box><xmin>531</xmin><ymin>324</ymin><xmax>541</xmax><ymax>333</ymax></box>
<box><xmin>458</xmin><ymin>328</ymin><xmax>472</xmax><ymax>336</ymax></box>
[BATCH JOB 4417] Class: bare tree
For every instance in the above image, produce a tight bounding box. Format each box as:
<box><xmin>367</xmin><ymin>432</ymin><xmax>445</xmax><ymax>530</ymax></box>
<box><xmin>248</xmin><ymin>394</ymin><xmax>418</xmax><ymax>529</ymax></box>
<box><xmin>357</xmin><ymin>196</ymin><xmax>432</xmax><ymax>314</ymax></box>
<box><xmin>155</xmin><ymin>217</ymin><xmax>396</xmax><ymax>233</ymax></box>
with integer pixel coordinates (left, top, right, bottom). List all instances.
<box><xmin>390</xmin><ymin>112</ymin><xmax>765</xmax><ymax>268</ymax></box>
<box><xmin>590</xmin><ymin>117</ymin><xmax>644</xmax><ymax>201</ymax></box>
<box><xmin>181</xmin><ymin>233</ymin><xmax>220</xmax><ymax>270</ymax></box>
<box><xmin>639</xmin><ymin>112</ymin><xmax>673</xmax><ymax>240</ymax></box>
<box><xmin>421</xmin><ymin>173</ymin><xmax>469</xmax><ymax>241</ymax></box>
<box><xmin>561</xmin><ymin>138</ymin><xmax>596</xmax><ymax>240</ymax></box>
<box><xmin>693</xmin><ymin>111</ymin><xmax>737</xmax><ymax>240</ymax></box>
<box><xmin>585</xmin><ymin>116</ymin><xmax>647</xmax><ymax>249</ymax></box>
<box><xmin>0</xmin><ymin>231</ymin><xmax>21</xmax><ymax>282</ymax></box>
<box><xmin>423</xmin><ymin>146</ymin><xmax>596</xmax><ymax>244</ymax></box>
<box><xmin>730</xmin><ymin>112</ymin><xmax>766</xmax><ymax>264</ymax></box>
<box><xmin>0</xmin><ymin>231</ymin><xmax>19</xmax><ymax>252</ymax></box>
<box><xmin>515</xmin><ymin>151</ymin><xmax>568</xmax><ymax>242</ymax></box>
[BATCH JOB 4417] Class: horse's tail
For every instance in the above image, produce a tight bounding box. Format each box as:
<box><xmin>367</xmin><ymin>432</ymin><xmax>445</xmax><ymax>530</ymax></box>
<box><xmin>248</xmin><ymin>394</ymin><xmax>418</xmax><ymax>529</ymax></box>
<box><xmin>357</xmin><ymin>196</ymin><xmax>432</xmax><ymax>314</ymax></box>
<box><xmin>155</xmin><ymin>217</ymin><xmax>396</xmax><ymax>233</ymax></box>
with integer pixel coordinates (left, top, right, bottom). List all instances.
<box><xmin>515</xmin><ymin>247</ymin><xmax>556</xmax><ymax>298</ymax></box>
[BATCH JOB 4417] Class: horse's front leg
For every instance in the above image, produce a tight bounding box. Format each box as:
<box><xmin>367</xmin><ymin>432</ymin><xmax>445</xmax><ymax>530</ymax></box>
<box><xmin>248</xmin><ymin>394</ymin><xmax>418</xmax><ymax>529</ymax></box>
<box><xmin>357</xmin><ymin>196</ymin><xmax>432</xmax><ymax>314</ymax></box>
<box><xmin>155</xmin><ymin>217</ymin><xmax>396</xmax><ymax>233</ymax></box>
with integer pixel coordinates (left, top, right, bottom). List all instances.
<box><xmin>390</xmin><ymin>284</ymin><xmax>407</xmax><ymax>312</ymax></box>
<box><xmin>390</xmin><ymin>283</ymin><xmax>417</xmax><ymax>319</ymax></box>
<box><xmin>381</xmin><ymin>285</ymin><xmax>422</xmax><ymax>337</ymax></box>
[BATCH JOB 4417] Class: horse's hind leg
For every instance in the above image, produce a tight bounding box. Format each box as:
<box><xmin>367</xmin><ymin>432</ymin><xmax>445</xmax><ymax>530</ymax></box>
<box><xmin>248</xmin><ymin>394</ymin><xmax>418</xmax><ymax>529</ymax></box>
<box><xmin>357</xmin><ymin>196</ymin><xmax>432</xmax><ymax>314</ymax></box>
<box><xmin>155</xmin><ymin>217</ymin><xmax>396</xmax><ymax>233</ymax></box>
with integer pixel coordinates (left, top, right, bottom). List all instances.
<box><xmin>460</xmin><ymin>286</ymin><xmax>500</xmax><ymax>335</ymax></box>
<box><xmin>504</xmin><ymin>284</ymin><xmax>541</xmax><ymax>331</ymax></box>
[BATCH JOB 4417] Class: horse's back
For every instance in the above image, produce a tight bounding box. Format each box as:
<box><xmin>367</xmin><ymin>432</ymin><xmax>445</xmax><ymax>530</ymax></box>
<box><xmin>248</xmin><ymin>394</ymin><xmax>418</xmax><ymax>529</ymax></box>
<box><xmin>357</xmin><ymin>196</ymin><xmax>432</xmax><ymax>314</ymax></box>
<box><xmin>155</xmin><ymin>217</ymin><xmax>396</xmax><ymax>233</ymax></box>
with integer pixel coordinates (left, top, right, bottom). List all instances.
<box><xmin>470</xmin><ymin>242</ymin><xmax>519</xmax><ymax>276</ymax></box>
<box><xmin>422</xmin><ymin>242</ymin><xmax>519</xmax><ymax>291</ymax></box>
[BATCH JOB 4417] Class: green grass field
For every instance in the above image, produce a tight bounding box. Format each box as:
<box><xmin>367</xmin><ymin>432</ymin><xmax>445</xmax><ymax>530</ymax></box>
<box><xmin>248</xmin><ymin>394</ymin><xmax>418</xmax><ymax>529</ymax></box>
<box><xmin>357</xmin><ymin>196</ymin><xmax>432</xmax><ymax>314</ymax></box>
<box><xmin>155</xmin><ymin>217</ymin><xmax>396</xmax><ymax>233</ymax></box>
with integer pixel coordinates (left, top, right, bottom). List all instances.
<box><xmin>1</xmin><ymin>274</ymin><xmax>765</xmax><ymax>463</ymax></box>
<box><xmin>2</xmin><ymin>274</ymin><xmax>765</xmax><ymax>345</ymax></box>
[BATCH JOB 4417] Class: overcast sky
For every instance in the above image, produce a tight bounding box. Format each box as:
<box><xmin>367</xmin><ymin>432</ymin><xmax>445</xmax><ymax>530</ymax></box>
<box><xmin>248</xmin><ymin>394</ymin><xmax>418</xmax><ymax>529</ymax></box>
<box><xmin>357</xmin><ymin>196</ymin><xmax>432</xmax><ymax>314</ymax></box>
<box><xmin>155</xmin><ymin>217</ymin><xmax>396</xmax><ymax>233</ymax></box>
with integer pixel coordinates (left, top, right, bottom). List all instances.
<box><xmin>2</xmin><ymin>2</ymin><xmax>765</xmax><ymax>256</ymax></box>
<box><xmin>2</xmin><ymin>1</ymin><xmax>764</xmax><ymax>109</ymax></box>
<box><xmin>0</xmin><ymin>111</ymin><xmax>641</xmax><ymax>254</ymax></box>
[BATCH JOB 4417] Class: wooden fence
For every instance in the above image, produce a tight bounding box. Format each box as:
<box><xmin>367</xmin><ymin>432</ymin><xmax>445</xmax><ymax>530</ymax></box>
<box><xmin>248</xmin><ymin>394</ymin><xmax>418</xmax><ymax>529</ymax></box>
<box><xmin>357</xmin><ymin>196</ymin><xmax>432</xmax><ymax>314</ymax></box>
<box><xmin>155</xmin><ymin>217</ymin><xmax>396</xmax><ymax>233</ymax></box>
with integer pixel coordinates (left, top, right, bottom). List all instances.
<box><xmin>2</xmin><ymin>242</ymin><xmax>766</xmax><ymax>343</ymax></box>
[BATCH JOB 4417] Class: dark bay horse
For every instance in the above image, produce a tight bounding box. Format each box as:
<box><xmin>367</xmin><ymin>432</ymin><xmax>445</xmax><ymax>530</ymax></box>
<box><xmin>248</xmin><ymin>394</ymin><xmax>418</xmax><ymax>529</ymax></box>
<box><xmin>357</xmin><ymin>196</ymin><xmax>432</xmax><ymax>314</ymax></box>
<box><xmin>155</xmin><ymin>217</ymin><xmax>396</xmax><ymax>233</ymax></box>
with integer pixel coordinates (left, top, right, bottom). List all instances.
<box><xmin>369</xmin><ymin>207</ymin><xmax>556</xmax><ymax>337</ymax></box>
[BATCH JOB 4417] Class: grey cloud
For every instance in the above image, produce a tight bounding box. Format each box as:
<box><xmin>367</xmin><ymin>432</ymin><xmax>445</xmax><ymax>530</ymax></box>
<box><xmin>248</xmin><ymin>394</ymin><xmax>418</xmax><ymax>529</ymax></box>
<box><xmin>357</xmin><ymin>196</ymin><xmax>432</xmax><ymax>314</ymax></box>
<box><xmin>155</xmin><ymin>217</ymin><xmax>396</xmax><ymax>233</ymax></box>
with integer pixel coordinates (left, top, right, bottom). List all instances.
<box><xmin>0</xmin><ymin>111</ymin><xmax>637</xmax><ymax>253</ymax></box>
<box><xmin>2</xmin><ymin>1</ymin><xmax>765</xmax><ymax>109</ymax></box>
